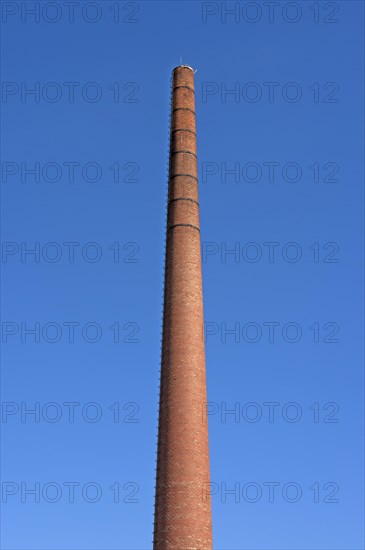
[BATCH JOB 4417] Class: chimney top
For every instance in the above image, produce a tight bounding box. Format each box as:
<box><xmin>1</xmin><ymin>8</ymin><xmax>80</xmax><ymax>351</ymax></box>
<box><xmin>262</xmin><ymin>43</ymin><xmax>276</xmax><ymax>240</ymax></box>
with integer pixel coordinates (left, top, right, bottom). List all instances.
<box><xmin>172</xmin><ymin>65</ymin><xmax>195</xmax><ymax>73</ymax></box>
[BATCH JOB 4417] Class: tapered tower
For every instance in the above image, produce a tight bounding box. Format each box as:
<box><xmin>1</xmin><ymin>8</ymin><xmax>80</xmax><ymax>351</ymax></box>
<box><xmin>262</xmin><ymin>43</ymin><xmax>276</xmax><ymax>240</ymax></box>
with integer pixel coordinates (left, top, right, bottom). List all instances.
<box><xmin>153</xmin><ymin>66</ymin><xmax>213</xmax><ymax>549</ymax></box>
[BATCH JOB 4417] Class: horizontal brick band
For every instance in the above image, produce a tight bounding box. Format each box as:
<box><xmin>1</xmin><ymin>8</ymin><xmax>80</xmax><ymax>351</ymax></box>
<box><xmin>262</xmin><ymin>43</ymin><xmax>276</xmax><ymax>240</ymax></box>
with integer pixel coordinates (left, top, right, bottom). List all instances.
<box><xmin>173</xmin><ymin>85</ymin><xmax>194</xmax><ymax>93</ymax></box>
<box><xmin>171</xmin><ymin>128</ymin><xmax>196</xmax><ymax>136</ymax></box>
<box><xmin>172</xmin><ymin>107</ymin><xmax>195</xmax><ymax>115</ymax></box>
<box><xmin>169</xmin><ymin>197</ymin><xmax>199</xmax><ymax>206</ymax></box>
<box><xmin>169</xmin><ymin>174</ymin><xmax>198</xmax><ymax>182</ymax></box>
<box><xmin>171</xmin><ymin>150</ymin><xmax>197</xmax><ymax>158</ymax></box>
<box><xmin>167</xmin><ymin>223</ymin><xmax>200</xmax><ymax>232</ymax></box>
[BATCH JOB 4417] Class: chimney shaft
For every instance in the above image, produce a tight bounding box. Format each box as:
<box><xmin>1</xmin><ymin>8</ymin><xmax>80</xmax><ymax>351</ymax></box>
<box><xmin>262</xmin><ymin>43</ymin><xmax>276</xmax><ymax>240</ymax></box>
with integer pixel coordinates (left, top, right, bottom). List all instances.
<box><xmin>153</xmin><ymin>66</ymin><xmax>213</xmax><ymax>549</ymax></box>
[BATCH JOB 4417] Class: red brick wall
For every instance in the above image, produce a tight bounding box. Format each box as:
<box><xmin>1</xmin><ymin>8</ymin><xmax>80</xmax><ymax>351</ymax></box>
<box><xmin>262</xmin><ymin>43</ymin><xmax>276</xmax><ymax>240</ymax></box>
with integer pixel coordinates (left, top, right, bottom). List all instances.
<box><xmin>153</xmin><ymin>66</ymin><xmax>213</xmax><ymax>549</ymax></box>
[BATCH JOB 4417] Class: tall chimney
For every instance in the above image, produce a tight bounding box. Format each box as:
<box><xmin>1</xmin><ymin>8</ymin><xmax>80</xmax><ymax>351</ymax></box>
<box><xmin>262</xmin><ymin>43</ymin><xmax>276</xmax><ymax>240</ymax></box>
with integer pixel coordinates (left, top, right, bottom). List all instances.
<box><xmin>153</xmin><ymin>66</ymin><xmax>213</xmax><ymax>549</ymax></box>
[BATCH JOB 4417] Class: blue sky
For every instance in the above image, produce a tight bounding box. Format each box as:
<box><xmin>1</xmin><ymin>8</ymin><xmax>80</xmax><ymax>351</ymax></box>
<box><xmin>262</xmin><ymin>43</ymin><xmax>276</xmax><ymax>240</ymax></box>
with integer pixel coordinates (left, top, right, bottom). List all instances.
<box><xmin>1</xmin><ymin>1</ymin><xmax>364</xmax><ymax>548</ymax></box>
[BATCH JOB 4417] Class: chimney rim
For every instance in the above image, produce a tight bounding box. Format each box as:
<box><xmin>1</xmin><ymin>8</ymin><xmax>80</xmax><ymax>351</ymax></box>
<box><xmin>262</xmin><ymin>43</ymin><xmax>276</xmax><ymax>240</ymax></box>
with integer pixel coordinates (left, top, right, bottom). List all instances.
<box><xmin>172</xmin><ymin>65</ymin><xmax>195</xmax><ymax>73</ymax></box>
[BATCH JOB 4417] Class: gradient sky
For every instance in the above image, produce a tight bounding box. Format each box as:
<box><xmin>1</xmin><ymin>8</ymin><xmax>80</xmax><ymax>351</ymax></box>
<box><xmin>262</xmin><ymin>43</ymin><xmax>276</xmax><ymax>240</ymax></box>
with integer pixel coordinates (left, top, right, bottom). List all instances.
<box><xmin>1</xmin><ymin>1</ymin><xmax>364</xmax><ymax>549</ymax></box>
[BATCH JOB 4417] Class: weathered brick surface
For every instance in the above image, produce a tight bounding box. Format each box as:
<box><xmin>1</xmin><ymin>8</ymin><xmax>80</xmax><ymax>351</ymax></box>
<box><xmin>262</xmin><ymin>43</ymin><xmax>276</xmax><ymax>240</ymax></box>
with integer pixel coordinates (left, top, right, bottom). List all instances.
<box><xmin>153</xmin><ymin>66</ymin><xmax>213</xmax><ymax>549</ymax></box>
<box><xmin>168</xmin><ymin>176</ymin><xmax>199</xmax><ymax>203</ymax></box>
<box><xmin>170</xmin><ymin>129</ymin><xmax>196</xmax><ymax>152</ymax></box>
<box><xmin>171</xmin><ymin>109</ymin><xmax>196</xmax><ymax>133</ymax></box>
<box><xmin>172</xmin><ymin>87</ymin><xmax>195</xmax><ymax>111</ymax></box>
<box><xmin>170</xmin><ymin>152</ymin><xmax>197</xmax><ymax>178</ymax></box>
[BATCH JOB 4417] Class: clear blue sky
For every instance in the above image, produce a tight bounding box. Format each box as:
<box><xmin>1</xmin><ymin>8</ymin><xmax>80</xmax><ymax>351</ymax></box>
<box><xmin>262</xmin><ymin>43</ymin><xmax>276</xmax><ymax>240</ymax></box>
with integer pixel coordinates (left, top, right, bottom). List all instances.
<box><xmin>1</xmin><ymin>1</ymin><xmax>364</xmax><ymax>549</ymax></box>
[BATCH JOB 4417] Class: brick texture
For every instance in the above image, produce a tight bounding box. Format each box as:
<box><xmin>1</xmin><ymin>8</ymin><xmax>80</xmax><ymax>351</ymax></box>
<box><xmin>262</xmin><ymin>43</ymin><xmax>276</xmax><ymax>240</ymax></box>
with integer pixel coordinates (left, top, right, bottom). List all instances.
<box><xmin>153</xmin><ymin>66</ymin><xmax>213</xmax><ymax>550</ymax></box>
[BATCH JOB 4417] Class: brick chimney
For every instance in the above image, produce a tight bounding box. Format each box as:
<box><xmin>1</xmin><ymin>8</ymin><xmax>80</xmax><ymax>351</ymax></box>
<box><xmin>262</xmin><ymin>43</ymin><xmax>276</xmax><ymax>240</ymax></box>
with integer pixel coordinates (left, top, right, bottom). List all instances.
<box><xmin>153</xmin><ymin>66</ymin><xmax>213</xmax><ymax>549</ymax></box>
